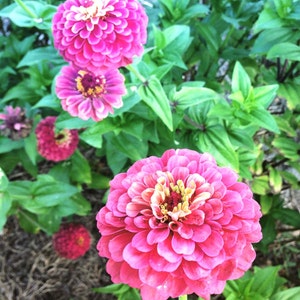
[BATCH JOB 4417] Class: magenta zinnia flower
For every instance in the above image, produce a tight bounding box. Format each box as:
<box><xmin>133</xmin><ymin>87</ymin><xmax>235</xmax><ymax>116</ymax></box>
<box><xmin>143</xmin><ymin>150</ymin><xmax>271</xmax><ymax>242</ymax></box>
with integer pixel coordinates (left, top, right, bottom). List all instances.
<box><xmin>0</xmin><ymin>106</ymin><xmax>32</xmax><ymax>140</ymax></box>
<box><xmin>96</xmin><ymin>149</ymin><xmax>262</xmax><ymax>300</ymax></box>
<box><xmin>56</xmin><ymin>65</ymin><xmax>126</xmax><ymax>121</ymax></box>
<box><xmin>53</xmin><ymin>223</ymin><xmax>91</xmax><ymax>259</ymax></box>
<box><xmin>35</xmin><ymin>116</ymin><xmax>79</xmax><ymax>162</ymax></box>
<box><xmin>52</xmin><ymin>0</ymin><xmax>148</xmax><ymax>72</ymax></box>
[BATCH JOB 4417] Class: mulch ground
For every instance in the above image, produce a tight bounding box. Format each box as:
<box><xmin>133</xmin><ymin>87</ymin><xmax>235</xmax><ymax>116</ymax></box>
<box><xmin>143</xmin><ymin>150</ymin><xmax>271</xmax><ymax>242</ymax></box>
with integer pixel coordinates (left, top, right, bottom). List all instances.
<box><xmin>0</xmin><ymin>189</ymin><xmax>116</xmax><ymax>300</ymax></box>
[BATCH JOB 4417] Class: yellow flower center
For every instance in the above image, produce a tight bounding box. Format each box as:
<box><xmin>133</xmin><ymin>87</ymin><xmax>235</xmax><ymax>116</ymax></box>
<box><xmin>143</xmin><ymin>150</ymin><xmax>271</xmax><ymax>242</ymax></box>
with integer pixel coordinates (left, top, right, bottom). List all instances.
<box><xmin>76</xmin><ymin>236</ymin><xmax>84</xmax><ymax>246</ymax></box>
<box><xmin>153</xmin><ymin>173</ymin><xmax>195</xmax><ymax>223</ymax></box>
<box><xmin>75</xmin><ymin>70</ymin><xmax>106</xmax><ymax>98</ymax></box>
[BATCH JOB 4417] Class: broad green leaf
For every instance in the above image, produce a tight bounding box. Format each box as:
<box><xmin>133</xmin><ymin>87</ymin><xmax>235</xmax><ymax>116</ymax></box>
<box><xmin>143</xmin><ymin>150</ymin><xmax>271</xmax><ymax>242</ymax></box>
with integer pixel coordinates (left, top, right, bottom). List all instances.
<box><xmin>139</xmin><ymin>76</ymin><xmax>173</xmax><ymax>131</ymax></box>
<box><xmin>0</xmin><ymin>138</ymin><xmax>23</xmax><ymax>154</ymax></box>
<box><xmin>80</xmin><ymin>118</ymin><xmax>117</xmax><ymax>148</ymax></box>
<box><xmin>269</xmin><ymin>167</ymin><xmax>283</xmax><ymax>194</ymax></box>
<box><xmin>274</xmin><ymin>115</ymin><xmax>297</xmax><ymax>137</ymax></box>
<box><xmin>173</xmin><ymin>87</ymin><xmax>219</xmax><ymax>110</ymax></box>
<box><xmin>258</xmin><ymin>215</ymin><xmax>277</xmax><ymax>252</ymax></box>
<box><xmin>272</xmin><ymin>208</ymin><xmax>300</xmax><ymax>228</ymax></box>
<box><xmin>32</xmin><ymin>94</ymin><xmax>61</xmax><ymax>110</ymax></box>
<box><xmin>70</xmin><ymin>150</ymin><xmax>92</xmax><ymax>184</ymax></box>
<box><xmin>88</xmin><ymin>173</ymin><xmax>110</xmax><ymax>190</ymax></box>
<box><xmin>251</xmin><ymin>175</ymin><xmax>269</xmax><ymax>195</ymax></box>
<box><xmin>0</xmin><ymin>191</ymin><xmax>11</xmax><ymax>231</ymax></box>
<box><xmin>0</xmin><ymin>1</ymin><xmax>56</xmax><ymax>30</ymax></box>
<box><xmin>164</xmin><ymin>25</ymin><xmax>192</xmax><ymax>54</ymax></box>
<box><xmin>196</xmin><ymin>126</ymin><xmax>239</xmax><ymax>171</ymax></box>
<box><xmin>278</xmin><ymin>82</ymin><xmax>300</xmax><ymax>109</ymax></box>
<box><xmin>250</xmin><ymin>109</ymin><xmax>279</xmax><ymax>133</ymax></box>
<box><xmin>37</xmin><ymin>210</ymin><xmax>61</xmax><ymax>234</ymax></box>
<box><xmin>196</xmin><ymin>23</ymin><xmax>220</xmax><ymax>53</ymax></box>
<box><xmin>272</xmin><ymin>137</ymin><xmax>300</xmax><ymax>161</ymax></box>
<box><xmin>271</xmin><ymin>287</ymin><xmax>300</xmax><ymax>300</ymax></box>
<box><xmin>31</xmin><ymin>175</ymin><xmax>79</xmax><ymax>206</ymax></box>
<box><xmin>251</xmin><ymin>266</ymin><xmax>282</xmax><ymax>298</ymax></box>
<box><xmin>267</xmin><ymin>42</ymin><xmax>300</xmax><ymax>61</ymax></box>
<box><xmin>252</xmin><ymin>28</ymin><xmax>300</xmax><ymax>55</ymax></box>
<box><xmin>231</xmin><ymin>62</ymin><xmax>251</xmax><ymax>100</ymax></box>
<box><xmin>56</xmin><ymin>111</ymin><xmax>95</xmax><ymax>130</ymax></box>
<box><xmin>17</xmin><ymin>46</ymin><xmax>64</xmax><ymax>68</ymax></box>
<box><xmin>252</xmin><ymin>84</ymin><xmax>278</xmax><ymax>108</ymax></box>
<box><xmin>110</xmin><ymin>132</ymin><xmax>148</xmax><ymax>161</ymax></box>
<box><xmin>260</xmin><ymin>195</ymin><xmax>274</xmax><ymax>215</ymax></box>
<box><xmin>24</xmin><ymin>133</ymin><xmax>37</xmax><ymax>165</ymax></box>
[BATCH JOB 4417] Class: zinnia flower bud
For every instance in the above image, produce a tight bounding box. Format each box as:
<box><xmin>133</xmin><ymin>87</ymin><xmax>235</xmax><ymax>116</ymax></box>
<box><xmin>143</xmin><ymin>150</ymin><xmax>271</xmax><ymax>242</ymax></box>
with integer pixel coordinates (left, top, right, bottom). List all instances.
<box><xmin>53</xmin><ymin>223</ymin><xmax>91</xmax><ymax>260</ymax></box>
<box><xmin>55</xmin><ymin>64</ymin><xmax>126</xmax><ymax>121</ymax></box>
<box><xmin>35</xmin><ymin>116</ymin><xmax>79</xmax><ymax>162</ymax></box>
<box><xmin>96</xmin><ymin>149</ymin><xmax>263</xmax><ymax>300</ymax></box>
<box><xmin>52</xmin><ymin>0</ymin><xmax>148</xmax><ymax>72</ymax></box>
<box><xmin>0</xmin><ymin>106</ymin><xmax>32</xmax><ymax>140</ymax></box>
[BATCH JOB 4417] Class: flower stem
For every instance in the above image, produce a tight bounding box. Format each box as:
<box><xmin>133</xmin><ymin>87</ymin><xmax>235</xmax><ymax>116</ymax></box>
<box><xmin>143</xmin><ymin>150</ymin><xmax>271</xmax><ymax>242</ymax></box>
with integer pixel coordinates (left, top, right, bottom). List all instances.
<box><xmin>14</xmin><ymin>0</ymin><xmax>38</xmax><ymax>19</ymax></box>
<box><xmin>179</xmin><ymin>295</ymin><xmax>188</xmax><ymax>300</ymax></box>
<box><xmin>126</xmin><ymin>64</ymin><xmax>146</xmax><ymax>83</ymax></box>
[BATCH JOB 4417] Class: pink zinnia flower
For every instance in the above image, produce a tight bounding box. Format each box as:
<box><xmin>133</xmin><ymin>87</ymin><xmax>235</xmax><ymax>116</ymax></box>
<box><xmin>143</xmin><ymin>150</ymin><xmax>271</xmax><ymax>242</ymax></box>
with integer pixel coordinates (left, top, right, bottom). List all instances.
<box><xmin>53</xmin><ymin>223</ymin><xmax>91</xmax><ymax>259</ymax></box>
<box><xmin>35</xmin><ymin>116</ymin><xmax>79</xmax><ymax>162</ymax></box>
<box><xmin>56</xmin><ymin>65</ymin><xmax>126</xmax><ymax>121</ymax></box>
<box><xmin>96</xmin><ymin>149</ymin><xmax>262</xmax><ymax>300</ymax></box>
<box><xmin>0</xmin><ymin>106</ymin><xmax>32</xmax><ymax>140</ymax></box>
<box><xmin>52</xmin><ymin>0</ymin><xmax>148</xmax><ymax>72</ymax></box>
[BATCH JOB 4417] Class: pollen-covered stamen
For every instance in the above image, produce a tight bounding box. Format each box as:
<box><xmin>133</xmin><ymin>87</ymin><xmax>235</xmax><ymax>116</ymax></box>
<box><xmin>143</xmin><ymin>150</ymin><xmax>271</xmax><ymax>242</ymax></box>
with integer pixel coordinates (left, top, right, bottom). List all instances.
<box><xmin>152</xmin><ymin>175</ymin><xmax>196</xmax><ymax>223</ymax></box>
<box><xmin>75</xmin><ymin>70</ymin><xmax>106</xmax><ymax>98</ymax></box>
<box><xmin>72</xmin><ymin>0</ymin><xmax>114</xmax><ymax>21</ymax></box>
<box><xmin>55</xmin><ymin>129</ymin><xmax>72</xmax><ymax>146</ymax></box>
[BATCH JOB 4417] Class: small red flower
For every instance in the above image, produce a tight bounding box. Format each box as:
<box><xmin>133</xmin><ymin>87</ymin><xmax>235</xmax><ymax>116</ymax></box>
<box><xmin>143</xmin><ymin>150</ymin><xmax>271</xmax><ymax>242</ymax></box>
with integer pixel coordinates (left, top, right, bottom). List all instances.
<box><xmin>53</xmin><ymin>223</ymin><xmax>91</xmax><ymax>260</ymax></box>
<box><xmin>35</xmin><ymin>116</ymin><xmax>79</xmax><ymax>162</ymax></box>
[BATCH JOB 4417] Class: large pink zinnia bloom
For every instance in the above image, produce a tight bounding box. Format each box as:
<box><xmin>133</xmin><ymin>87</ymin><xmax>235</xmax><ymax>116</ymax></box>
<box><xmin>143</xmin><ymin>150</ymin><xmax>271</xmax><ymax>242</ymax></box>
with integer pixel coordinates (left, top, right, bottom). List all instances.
<box><xmin>96</xmin><ymin>149</ymin><xmax>262</xmax><ymax>300</ymax></box>
<box><xmin>35</xmin><ymin>116</ymin><xmax>79</xmax><ymax>162</ymax></box>
<box><xmin>52</xmin><ymin>0</ymin><xmax>148</xmax><ymax>72</ymax></box>
<box><xmin>56</xmin><ymin>64</ymin><xmax>126</xmax><ymax>121</ymax></box>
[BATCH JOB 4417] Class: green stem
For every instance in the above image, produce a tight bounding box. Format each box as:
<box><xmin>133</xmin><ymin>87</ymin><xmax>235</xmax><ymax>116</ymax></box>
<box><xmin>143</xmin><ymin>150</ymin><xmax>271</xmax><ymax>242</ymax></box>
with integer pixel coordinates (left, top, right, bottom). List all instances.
<box><xmin>126</xmin><ymin>64</ymin><xmax>146</xmax><ymax>83</ymax></box>
<box><xmin>179</xmin><ymin>296</ymin><xmax>188</xmax><ymax>300</ymax></box>
<box><xmin>14</xmin><ymin>0</ymin><xmax>38</xmax><ymax>19</ymax></box>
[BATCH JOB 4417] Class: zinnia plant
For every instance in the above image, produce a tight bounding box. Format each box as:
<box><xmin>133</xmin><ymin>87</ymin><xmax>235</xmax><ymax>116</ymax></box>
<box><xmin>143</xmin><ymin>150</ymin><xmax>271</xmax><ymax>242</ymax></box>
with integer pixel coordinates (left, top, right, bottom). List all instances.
<box><xmin>96</xmin><ymin>149</ymin><xmax>263</xmax><ymax>300</ymax></box>
<box><xmin>52</xmin><ymin>0</ymin><xmax>148</xmax><ymax>72</ymax></box>
<box><xmin>35</xmin><ymin>116</ymin><xmax>79</xmax><ymax>162</ymax></box>
<box><xmin>55</xmin><ymin>64</ymin><xmax>126</xmax><ymax>121</ymax></box>
<box><xmin>53</xmin><ymin>223</ymin><xmax>91</xmax><ymax>260</ymax></box>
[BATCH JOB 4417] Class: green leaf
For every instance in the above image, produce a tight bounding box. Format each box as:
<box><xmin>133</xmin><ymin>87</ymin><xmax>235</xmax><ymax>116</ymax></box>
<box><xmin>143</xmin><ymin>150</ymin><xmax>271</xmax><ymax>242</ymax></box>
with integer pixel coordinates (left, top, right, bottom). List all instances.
<box><xmin>173</xmin><ymin>87</ymin><xmax>219</xmax><ymax>110</ymax></box>
<box><xmin>250</xmin><ymin>109</ymin><xmax>279</xmax><ymax>133</ymax></box>
<box><xmin>251</xmin><ymin>266</ymin><xmax>282</xmax><ymax>298</ymax></box>
<box><xmin>252</xmin><ymin>84</ymin><xmax>279</xmax><ymax>108</ymax></box>
<box><xmin>267</xmin><ymin>42</ymin><xmax>300</xmax><ymax>61</ymax></box>
<box><xmin>0</xmin><ymin>138</ymin><xmax>23</xmax><ymax>154</ymax></box>
<box><xmin>17</xmin><ymin>46</ymin><xmax>65</xmax><ymax>68</ymax></box>
<box><xmin>258</xmin><ymin>215</ymin><xmax>277</xmax><ymax>252</ymax></box>
<box><xmin>0</xmin><ymin>168</ymin><xmax>11</xmax><ymax>231</ymax></box>
<box><xmin>271</xmin><ymin>287</ymin><xmax>300</xmax><ymax>300</ymax></box>
<box><xmin>269</xmin><ymin>167</ymin><xmax>283</xmax><ymax>194</ymax></box>
<box><xmin>37</xmin><ymin>210</ymin><xmax>61</xmax><ymax>234</ymax></box>
<box><xmin>0</xmin><ymin>1</ymin><xmax>56</xmax><ymax>30</ymax></box>
<box><xmin>272</xmin><ymin>137</ymin><xmax>300</xmax><ymax>161</ymax></box>
<box><xmin>272</xmin><ymin>208</ymin><xmax>300</xmax><ymax>228</ymax></box>
<box><xmin>251</xmin><ymin>175</ymin><xmax>270</xmax><ymax>195</ymax></box>
<box><xmin>196</xmin><ymin>125</ymin><xmax>239</xmax><ymax>171</ymax></box>
<box><xmin>32</xmin><ymin>94</ymin><xmax>61</xmax><ymax>110</ymax></box>
<box><xmin>278</xmin><ymin>82</ymin><xmax>300</xmax><ymax>110</ymax></box>
<box><xmin>139</xmin><ymin>77</ymin><xmax>173</xmax><ymax>131</ymax></box>
<box><xmin>56</xmin><ymin>111</ymin><xmax>95</xmax><ymax>130</ymax></box>
<box><xmin>31</xmin><ymin>175</ymin><xmax>79</xmax><ymax>207</ymax></box>
<box><xmin>110</xmin><ymin>132</ymin><xmax>148</xmax><ymax>161</ymax></box>
<box><xmin>70</xmin><ymin>150</ymin><xmax>92</xmax><ymax>184</ymax></box>
<box><xmin>231</xmin><ymin>61</ymin><xmax>251</xmax><ymax>100</ymax></box>
<box><xmin>80</xmin><ymin>118</ymin><xmax>117</xmax><ymax>148</ymax></box>
<box><xmin>24</xmin><ymin>133</ymin><xmax>37</xmax><ymax>165</ymax></box>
